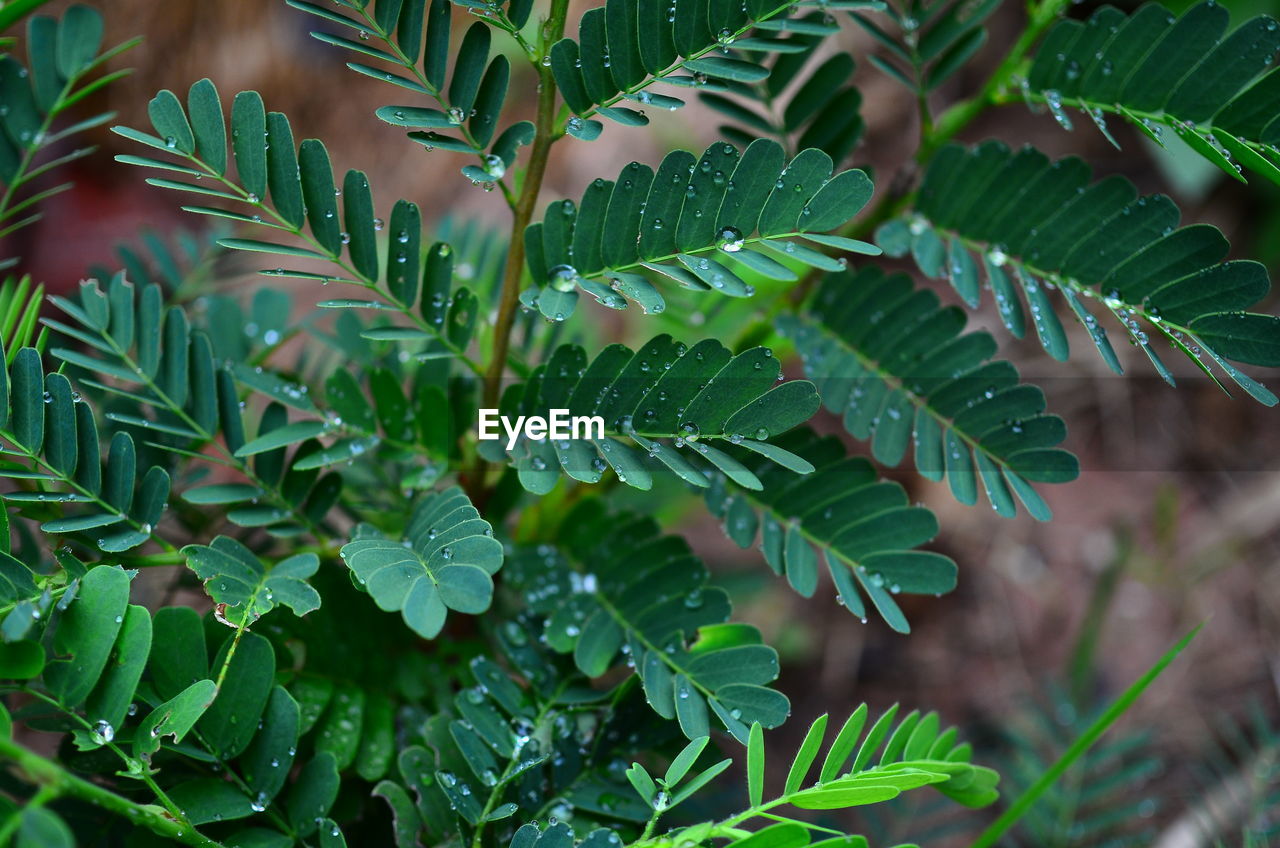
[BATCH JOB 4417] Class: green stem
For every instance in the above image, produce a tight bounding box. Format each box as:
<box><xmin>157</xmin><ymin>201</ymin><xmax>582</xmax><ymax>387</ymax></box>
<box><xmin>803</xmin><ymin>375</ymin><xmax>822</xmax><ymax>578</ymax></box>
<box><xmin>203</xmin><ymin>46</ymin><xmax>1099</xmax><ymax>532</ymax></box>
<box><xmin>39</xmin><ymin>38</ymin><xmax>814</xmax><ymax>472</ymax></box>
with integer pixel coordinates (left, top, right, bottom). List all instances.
<box><xmin>0</xmin><ymin>735</ymin><xmax>225</xmax><ymax>848</ymax></box>
<box><xmin>214</xmin><ymin>620</ymin><xmax>249</xmax><ymax>689</ymax></box>
<box><xmin>919</xmin><ymin>0</ymin><xmax>1071</xmax><ymax>161</ymax></box>
<box><xmin>639</xmin><ymin>806</ymin><xmax>663</xmax><ymax>841</ymax></box>
<box><xmin>469</xmin><ymin>679</ymin><xmax>571</xmax><ymax>848</ymax></box>
<box><xmin>470</xmin><ymin>0</ymin><xmax>570</xmax><ymax>501</ymax></box>
<box><xmin>968</xmin><ymin>626</ymin><xmax>1200</xmax><ymax>848</ymax></box>
<box><xmin>20</xmin><ymin>689</ymin><xmax>185</xmax><ymax>820</ymax></box>
<box><xmin>484</xmin><ymin>0</ymin><xmax>570</xmax><ymax>412</ymax></box>
<box><xmin>0</xmin><ymin>784</ymin><xmax>56</xmax><ymax>843</ymax></box>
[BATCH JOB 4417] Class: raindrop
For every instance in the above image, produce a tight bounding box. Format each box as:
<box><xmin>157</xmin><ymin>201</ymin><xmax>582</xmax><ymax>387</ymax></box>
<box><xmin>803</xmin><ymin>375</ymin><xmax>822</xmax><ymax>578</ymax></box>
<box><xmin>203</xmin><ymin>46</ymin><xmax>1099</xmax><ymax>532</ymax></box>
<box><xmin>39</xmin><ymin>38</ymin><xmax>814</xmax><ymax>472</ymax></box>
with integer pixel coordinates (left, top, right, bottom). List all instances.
<box><xmin>483</xmin><ymin>154</ymin><xmax>506</xmax><ymax>179</ymax></box>
<box><xmin>715</xmin><ymin>225</ymin><xmax>745</xmax><ymax>252</ymax></box>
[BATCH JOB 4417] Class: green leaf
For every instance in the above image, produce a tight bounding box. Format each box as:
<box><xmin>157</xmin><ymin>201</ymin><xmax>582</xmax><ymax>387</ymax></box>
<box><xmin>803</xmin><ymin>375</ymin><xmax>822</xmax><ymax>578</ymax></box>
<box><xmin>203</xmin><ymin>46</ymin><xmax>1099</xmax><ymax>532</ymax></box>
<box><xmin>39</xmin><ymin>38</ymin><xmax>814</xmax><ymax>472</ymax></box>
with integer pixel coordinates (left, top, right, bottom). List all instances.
<box><xmin>287</xmin><ymin>752</ymin><xmax>341</xmax><ymax>837</ymax></box>
<box><xmin>340</xmin><ymin>487</ymin><xmax>502</xmax><ymax>638</ymax></box>
<box><xmin>15</xmin><ymin>809</ymin><xmax>73</xmax><ymax>848</ymax></box>
<box><xmin>674</xmin><ymin>674</ymin><xmax>710</xmax><ymax>738</ymax></box>
<box><xmin>266</xmin><ymin>111</ymin><xmax>305</xmax><ymax>227</ymax></box>
<box><xmin>199</xmin><ymin>632</ymin><xmax>276</xmax><ymax>759</ymax></box>
<box><xmin>183</xmin><ymin>536</ymin><xmax>321</xmax><ymax>625</ymax></box>
<box><xmin>43</xmin><ymin>566</ymin><xmax>130</xmax><ymax>706</ymax></box>
<box><xmin>147</xmin><ymin>89</ymin><xmax>194</xmax><ymax>154</ymax></box>
<box><xmin>8</xmin><ymin>347</ymin><xmax>43</xmax><ymax>451</ymax></box>
<box><xmin>135</xmin><ymin>678</ymin><xmax>218</xmax><ymax>758</ymax></box>
<box><xmin>785</xmin><ymin>713</ymin><xmax>828</xmax><ymax>794</ymax></box>
<box><xmin>231</xmin><ymin>90</ymin><xmax>267</xmax><ymax>199</ymax></box>
<box><xmin>897</xmin><ymin>140</ymin><xmax>1280</xmax><ymax>395</ymax></box>
<box><xmin>501</xmin><ymin>334</ymin><xmax>818</xmax><ymax>493</ymax></box>
<box><xmin>182</xmin><ymin>483</ymin><xmax>264</xmax><ymax>505</ymax></box>
<box><xmin>234</xmin><ymin>419</ymin><xmax>328</xmax><ymax>457</ymax></box>
<box><xmin>506</xmin><ymin>499</ymin><xmax>787</xmax><ymax>741</ymax></box>
<box><xmin>665</xmin><ymin>735</ymin><xmax>710</xmax><ymax>787</ymax></box>
<box><xmin>187</xmin><ymin>78</ymin><xmax>226</xmax><ymax>175</ymax></box>
<box><xmin>1190</xmin><ymin>312</ymin><xmax>1280</xmax><ymax>367</ymax></box>
<box><xmin>83</xmin><ymin>604</ymin><xmax>151</xmax><ymax>735</ymax></box>
<box><xmin>748</xmin><ymin>721</ymin><xmax>765</xmax><ymax>805</ymax></box>
<box><xmin>532</xmin><ymin>140</ymin><xmax>872</xmax><ymax>307</ymax></box>
<box><xmin>787</xmin><ymin>273</ymin><xmax>1077</xmax><ymax>514</ymax></box>
<box><xmin>1024</xmin><ymin>3</ymin><xmax>1280</xmax><ymax>184</ymax></box>
<box><xmin>700</xmin><ymin>428</ymin><xmax>957</xmax><ymax>632</ymax></box>
<box><xmin>242</xmin><ymin>686</ymin><xmax>300</xmax><ymax>803</ymax></box>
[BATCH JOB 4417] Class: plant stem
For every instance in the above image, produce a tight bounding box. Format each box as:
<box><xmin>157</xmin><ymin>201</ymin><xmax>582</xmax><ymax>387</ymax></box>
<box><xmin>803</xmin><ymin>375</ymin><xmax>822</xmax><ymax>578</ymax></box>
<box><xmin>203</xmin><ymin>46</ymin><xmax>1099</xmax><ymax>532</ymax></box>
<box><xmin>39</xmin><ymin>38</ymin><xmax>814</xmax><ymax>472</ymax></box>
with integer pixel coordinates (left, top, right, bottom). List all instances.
<box><xmin>469</xmin><ymin>0</ymin><xmax>570</xmax><ymax>501</ymax></box>
<box><xmin>920</xmin><ymin>0</ymin><xmax>1071</xmax><ymax>161</ymax></box>
<box><xmin>0</xmin><ymin>736</ymin><xmax>226</xmax><ymax>848</ymax></box>
<box><xmin>968</xmin><ymin>626</ymin><xmax>1200</xmax><ymax>848</ymax></box>
<box><xmin>484</xmin><ymin>0</ymin><xmax>570</xmax><ymax>414</ymax></box>
<box><xmin>469</xmin><ymin>679</ymin><xmax>571</xmax><ymax>848</ymax></box>
<box><xmin>0</xmin><ymin>784</ymin><xmax>56</xmax><ymax>843</ymax></box>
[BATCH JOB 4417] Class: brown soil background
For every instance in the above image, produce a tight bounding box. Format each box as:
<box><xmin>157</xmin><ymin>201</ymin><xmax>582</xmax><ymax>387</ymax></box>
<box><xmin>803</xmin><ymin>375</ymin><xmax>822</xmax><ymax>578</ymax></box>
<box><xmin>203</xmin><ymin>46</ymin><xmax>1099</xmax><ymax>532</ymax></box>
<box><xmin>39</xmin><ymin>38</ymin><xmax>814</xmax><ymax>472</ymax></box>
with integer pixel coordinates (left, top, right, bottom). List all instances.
<box><xmin>9</xmin><ymin>0</ymin><xmax>1280</xmax><ymax>843</ymax></box>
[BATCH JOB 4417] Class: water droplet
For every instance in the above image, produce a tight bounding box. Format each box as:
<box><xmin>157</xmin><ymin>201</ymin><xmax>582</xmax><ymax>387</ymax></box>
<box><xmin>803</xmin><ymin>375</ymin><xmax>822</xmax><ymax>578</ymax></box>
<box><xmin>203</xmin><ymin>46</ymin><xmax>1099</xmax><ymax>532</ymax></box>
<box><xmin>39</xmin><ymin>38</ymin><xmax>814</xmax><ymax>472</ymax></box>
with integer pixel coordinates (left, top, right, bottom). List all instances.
<box><xmin>715</xmin><ymin>225</ymin><xmax>745</xmax><ymax>252</ymax></box>
<box><xmin>547</xmin><ymin>264</ymin><xmax>579</xmax><ymax>292</ymax></box>
<box><xmin>483</xmin><ymin>153</ymin><xmax>506</xmax><ymax>179</ymax></box>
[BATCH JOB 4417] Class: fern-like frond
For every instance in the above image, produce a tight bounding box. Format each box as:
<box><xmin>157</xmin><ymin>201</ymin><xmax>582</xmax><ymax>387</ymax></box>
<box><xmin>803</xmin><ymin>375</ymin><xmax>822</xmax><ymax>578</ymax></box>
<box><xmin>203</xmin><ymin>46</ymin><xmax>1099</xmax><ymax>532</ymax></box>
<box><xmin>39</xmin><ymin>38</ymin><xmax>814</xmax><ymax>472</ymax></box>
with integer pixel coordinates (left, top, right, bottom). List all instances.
<box><xmin>387</xmin><ymin>625</ymin><xmax>671</xmax><ymax>841</ymax></box>
<box><xmin>996</xmin><ymin>686</ymin><xmax>1161</xmax><ymax>848</ymax></box>
<box><xmin>700</xmin><ymin>427</ymin><xmax>956</xmax><ymax>633</ymax></box>
<box><xmin>702</xmin><ymin>19</ymin><xmax>864</xmax><ymax>162</ymax></box>
<box><xmin>89</xmin><ymin>224</ymin><xmax>229</xmax><ymax>295</ymax></box>
<box><xmin>507</xmin><ymin>498</ymin><xmax>790</xmax><ymax>742</ymax></box>
<box><xmin>381</xmin><ymin>644</ymin><xmax>656</xmax><ymax>840</ymax></box>
<box><xmin>525</xmin><ymin>139</ymin><xmax>878</xmax><ymax>321</ymax></box>
<box><xmin>287</xmin><ymin>0</ymin><xmax>528</xmax><ymax>190</ymax></box>
<box><xmin>487</xmin><ymin>333</ymin><xmax>819</xmax><ymax>493</ymax></box>
<box><xmin>549</xmin><ymin>0</ymin><xmax>878</xmax><ymax>133</ymax></box>
<box><xmin>112</xmin><ymin>80</ymin><xmax>483</xmax><ymax>370</ymax></box>
<box><xmin>656</xmin><ymin>706</ymin><xmax>997</xmax><ymax>845</ymax></box>
<box><xmin>878</xmin><ymin>141</ymin><xmax>1280</xmax><ymax>404</ymax></box>
<box><xmin>0</xmin><ymin>5</ymin><xmax>137</xmax><ymax>267</ymax></box>
<box><xmin>0</xmin><ymin>343</ymin><xmax>169</xmax><ymax>552</ymax></box>
<box><xmin>1020</xmin><ymin>2</ymin><xmax>1280</xmax><ymax>186</ymax></box>
<box><xmin>852</xmin><ymin>0</ymin><xmax>998</xmax><ymax>94</ymax></box>
<box><xmin>44</xmin><ymin>276</ymin><xmax>344</xmax><ymax>537</ymax></box>
<box><xmin>339</xmin><ymin>486</ymin><xmax>503</xmax><ymax>639</ymax></box>
<box><xmin>1186</xmin><ymin>703</ymin><xmax>1280</xmax><ymax>844</ymax></box>
<box><xmin>781</xmin><ymin>267</ymin><xmax>1078</xmax><ymax>519</ymax></box>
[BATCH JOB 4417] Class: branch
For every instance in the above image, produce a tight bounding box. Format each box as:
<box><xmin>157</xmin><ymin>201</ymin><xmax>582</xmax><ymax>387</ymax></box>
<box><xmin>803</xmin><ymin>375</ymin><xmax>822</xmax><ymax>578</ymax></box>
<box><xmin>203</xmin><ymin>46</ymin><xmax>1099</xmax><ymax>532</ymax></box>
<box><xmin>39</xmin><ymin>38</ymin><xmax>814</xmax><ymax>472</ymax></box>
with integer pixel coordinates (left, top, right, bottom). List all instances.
<box><xmin>919</xmin><ymin>0</ymin><xmax>1071</xmax><ymax>161</ymax></box>
<box><xmin>0</xmin><ymin>735</ymin><xmax>226</xmax><ymax>848</ymax></box>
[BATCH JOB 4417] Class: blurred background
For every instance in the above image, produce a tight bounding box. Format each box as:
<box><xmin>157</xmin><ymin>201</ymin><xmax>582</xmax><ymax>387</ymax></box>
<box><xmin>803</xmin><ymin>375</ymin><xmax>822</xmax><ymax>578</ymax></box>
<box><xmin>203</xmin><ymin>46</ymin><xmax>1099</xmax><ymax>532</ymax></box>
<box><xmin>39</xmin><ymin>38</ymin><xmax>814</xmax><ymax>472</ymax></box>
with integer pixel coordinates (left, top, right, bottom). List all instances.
<box><xmin>7</xmin><ymin>0</ymin><xmax>1280</xmax><ymax>844</ymax></box>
